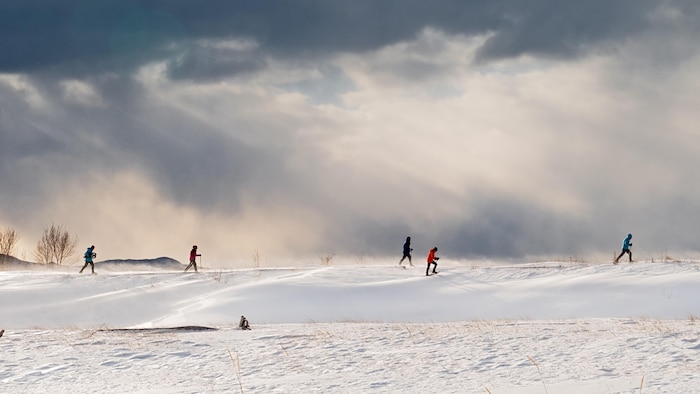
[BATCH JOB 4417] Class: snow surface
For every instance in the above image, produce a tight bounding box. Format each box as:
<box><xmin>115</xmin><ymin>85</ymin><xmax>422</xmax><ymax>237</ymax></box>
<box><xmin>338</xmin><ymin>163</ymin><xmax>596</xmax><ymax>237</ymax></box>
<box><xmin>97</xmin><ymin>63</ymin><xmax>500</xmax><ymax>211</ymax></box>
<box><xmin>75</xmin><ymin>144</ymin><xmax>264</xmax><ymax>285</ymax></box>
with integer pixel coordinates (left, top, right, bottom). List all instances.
<box><xmin>1</xmin><ymin>259</ymin><xmax>700</xmax><ymax>393</ymax></box>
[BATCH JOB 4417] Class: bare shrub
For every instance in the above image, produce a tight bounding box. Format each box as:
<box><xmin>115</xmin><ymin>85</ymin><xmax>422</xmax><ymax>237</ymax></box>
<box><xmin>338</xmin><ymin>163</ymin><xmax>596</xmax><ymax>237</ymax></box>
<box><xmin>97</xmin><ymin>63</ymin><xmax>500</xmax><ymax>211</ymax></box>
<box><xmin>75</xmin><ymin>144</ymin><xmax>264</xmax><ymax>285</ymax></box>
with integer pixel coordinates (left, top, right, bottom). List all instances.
<box><xmin>35</xmin><ymin>224</ymin><xmax>78</xmax><ymax>265</ymax></box>
<box><xmin>0</xmin><ymin>227</ymin><xmax>20</xmax><ymax>256</ymax></box>
<box><xmin>320</xmin><ymin>254</ymin><xmax>335</xmax><ymax>266</ymax></box>
<box><xmin>35</xmin><ymin>237</ymin><xmax>52</xmax><ymax>264</ymax></box>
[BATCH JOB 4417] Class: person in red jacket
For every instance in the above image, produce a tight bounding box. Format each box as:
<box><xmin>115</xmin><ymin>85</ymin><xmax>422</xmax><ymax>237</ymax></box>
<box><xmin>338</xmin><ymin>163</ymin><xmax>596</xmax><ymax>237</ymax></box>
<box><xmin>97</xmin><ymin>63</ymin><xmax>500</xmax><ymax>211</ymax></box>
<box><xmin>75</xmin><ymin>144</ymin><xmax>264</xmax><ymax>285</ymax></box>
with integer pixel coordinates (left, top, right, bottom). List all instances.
<box><xmin>185</xmin><ymin>245</ymin><xmax>201</xmax><ymax>272</ymax></box>
<box><xmin>426</xmin><ymin>246</ymin><xmax>439</xmax><ymax>276</ymax></box>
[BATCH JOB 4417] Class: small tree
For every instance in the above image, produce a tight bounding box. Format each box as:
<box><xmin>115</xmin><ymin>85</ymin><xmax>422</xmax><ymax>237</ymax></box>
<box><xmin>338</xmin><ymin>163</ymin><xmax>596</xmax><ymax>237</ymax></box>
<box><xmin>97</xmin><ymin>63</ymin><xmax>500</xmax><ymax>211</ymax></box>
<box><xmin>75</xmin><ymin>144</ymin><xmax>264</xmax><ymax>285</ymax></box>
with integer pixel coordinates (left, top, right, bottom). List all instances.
<box><xmin>35</xmin><ymin>224</ymin><xmax>78</xmax><ymax>265</ymax></box>
<box><xmin>320</xmin><ymin>253</ymin><xmax>335</xmax><ymax>266</ymax></box>
<box><xmin>35</xmin><ymin>235</ymin><xmax>52</xmax><ymax>264</ymax></box>
<box><xmin>0</xmin><ymin>227</ymin><xmax>20</xmax><ymax>256</ymax></box>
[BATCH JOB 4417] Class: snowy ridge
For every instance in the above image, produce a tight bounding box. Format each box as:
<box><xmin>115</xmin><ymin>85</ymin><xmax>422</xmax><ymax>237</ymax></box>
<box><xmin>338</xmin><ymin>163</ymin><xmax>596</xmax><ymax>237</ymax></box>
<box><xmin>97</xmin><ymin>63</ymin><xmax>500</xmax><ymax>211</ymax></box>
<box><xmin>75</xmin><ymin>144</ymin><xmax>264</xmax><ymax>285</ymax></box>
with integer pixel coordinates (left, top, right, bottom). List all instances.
<box><xmin>0</xmin><ymin>254</ymin><xmax>49</xmax><ymax>269</ymax></box>
<box><xmin>1</xmin><ymin>260</ymin><xmax>699</xmax><ymax>393</ymax></box>
<box><xmin>0</xmin><ymin>255</ymin><xmax>183</xmax><ymax>272</ymax></box>
<box><xmin>2</xmin><ymin>261</ymin><xmax>699</xmax><ymax>328</ymax></box>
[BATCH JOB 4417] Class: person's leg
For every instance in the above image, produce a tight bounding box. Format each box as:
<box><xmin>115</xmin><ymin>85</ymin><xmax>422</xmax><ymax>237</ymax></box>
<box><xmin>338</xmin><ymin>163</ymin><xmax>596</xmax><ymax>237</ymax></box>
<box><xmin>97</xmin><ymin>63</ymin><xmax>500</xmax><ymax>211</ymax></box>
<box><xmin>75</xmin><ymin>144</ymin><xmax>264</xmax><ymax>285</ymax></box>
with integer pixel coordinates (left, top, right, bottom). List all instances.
<box><xmin>185</xmin><ymin>261</ymin><xmax>193</xmax><ymax>272</ymax></box>
<box><xmin>79</xmin><ymin>263</ymin><xmax>87</xmax><ymax>273</ymax></box>
<box><xmin>627</xmin><ymin>249</ymin><xmax>633</xmax><ymax>262</ymax></box>
<box><xmin>432</xmin><ymin>262</ymin><xmax>438</xmax><ymax>274</ymax></box>
<box><xmin>615</xmin><ymin>250</ymin><xmax>625</xmax><ymax>263</ymax></box>
<box><xmin>193</xmin><ymin>262</ymin><xmax>198</xmax><ymax>272</ymax></box>
<box><xmin>90</xmin><ymin>262</ymin><xmax>95</xmax><ymax>274</ymax></box>
<box><xmin>399</xmin><ymin>255</ymin><xmax>406</xmax><ymax>265</ymax></box>
<box><xmin>426</xmin><ymin>264</ymin><xmax>430</xmax><ymax>276</ymax></box>
<box><xmin>408</xmin><ymin>255</ymin><xmax>413</xmax><ymax>266</ymax></box>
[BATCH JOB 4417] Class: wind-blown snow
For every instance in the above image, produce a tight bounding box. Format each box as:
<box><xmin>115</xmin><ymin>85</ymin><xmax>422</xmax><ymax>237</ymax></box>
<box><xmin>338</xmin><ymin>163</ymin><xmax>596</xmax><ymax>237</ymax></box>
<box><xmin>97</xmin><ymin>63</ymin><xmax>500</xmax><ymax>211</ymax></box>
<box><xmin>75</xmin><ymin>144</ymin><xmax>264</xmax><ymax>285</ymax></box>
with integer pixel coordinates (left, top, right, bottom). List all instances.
<box><xmin>1</xmin><ymin>260</ymin><xmax>699</xmax><ymax>393</ymax></box>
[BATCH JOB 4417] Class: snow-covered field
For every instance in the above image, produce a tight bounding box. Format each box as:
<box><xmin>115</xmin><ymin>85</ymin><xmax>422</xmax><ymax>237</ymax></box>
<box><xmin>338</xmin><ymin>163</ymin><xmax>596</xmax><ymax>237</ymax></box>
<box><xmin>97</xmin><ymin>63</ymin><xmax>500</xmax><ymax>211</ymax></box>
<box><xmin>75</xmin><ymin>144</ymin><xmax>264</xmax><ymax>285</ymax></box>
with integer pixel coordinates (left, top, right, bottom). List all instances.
<box><xmin>1</xmin><ymin>260</ymin><xmax>700</xmax><ymax>393</ymax></box>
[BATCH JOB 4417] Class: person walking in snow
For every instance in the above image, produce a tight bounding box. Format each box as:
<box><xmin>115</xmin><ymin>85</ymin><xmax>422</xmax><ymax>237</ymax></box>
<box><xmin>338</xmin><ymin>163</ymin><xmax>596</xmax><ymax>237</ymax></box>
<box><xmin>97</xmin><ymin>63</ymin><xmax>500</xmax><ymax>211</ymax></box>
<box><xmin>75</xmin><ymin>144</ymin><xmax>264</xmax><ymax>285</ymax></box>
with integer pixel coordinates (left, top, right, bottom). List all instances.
<box><xmin>184</xmin><ymin>245</ymin><xmax>201</xmax><ymax>272</ymax></box>
<box><xmin>79</xmin><ymin>245</ymin><xmax>96</xmax><ymax>274</ymax></box>
<box><xmin>398</xmin><ymin>236</ymin><xmax>413</xmax><ymax>267</ymax></box>
<box><xmin>426</xmin><ymin>246</ymin><xmax>439</xmax><ymax>276</ymax></box>
<box><xmin>614</xmin><ymin>233</ymin><xmax>633</xmax><ymax>264</ymax></box>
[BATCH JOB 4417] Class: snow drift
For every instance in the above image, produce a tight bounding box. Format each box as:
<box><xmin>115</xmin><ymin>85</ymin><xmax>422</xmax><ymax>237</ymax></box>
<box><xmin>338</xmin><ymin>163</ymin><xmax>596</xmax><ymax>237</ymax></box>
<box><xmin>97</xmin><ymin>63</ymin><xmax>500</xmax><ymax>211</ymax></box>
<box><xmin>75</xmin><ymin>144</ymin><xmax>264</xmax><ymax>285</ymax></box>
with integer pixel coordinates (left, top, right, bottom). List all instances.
<box><xmin>1</xmin><ymin>259</ymin><xmax>699</xmax><ymax>393</ymax></box>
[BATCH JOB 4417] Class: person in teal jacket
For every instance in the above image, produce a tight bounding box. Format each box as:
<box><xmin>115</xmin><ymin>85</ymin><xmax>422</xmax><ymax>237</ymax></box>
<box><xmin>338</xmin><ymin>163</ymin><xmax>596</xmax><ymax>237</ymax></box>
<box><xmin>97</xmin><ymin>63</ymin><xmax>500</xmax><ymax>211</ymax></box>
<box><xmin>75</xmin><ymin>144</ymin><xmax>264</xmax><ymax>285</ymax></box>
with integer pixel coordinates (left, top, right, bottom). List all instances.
<box><xmin>614</xmin><ymin>234</ymin><xmax>633</xmax><ymax>264</ymax></box>
<box><xmin>80</xmin><ymin>245</ymin><xmax>96</xmax><ymax>274</ymax></box>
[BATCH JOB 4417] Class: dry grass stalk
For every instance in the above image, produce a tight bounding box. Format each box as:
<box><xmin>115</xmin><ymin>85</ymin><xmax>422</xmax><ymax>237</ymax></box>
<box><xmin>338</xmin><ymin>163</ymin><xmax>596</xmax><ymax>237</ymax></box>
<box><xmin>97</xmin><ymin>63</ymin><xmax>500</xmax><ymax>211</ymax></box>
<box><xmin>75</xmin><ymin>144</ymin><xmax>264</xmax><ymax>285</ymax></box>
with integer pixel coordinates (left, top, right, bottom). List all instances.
<box><xmin>527</xmin><ymin>355</ymin><xmax>549</xmax><ymax>394</ymax></box>
<box><xmin>227</xmin><ymin>347</ymin><xmax>243</xmax><ymax>394</ymax></box>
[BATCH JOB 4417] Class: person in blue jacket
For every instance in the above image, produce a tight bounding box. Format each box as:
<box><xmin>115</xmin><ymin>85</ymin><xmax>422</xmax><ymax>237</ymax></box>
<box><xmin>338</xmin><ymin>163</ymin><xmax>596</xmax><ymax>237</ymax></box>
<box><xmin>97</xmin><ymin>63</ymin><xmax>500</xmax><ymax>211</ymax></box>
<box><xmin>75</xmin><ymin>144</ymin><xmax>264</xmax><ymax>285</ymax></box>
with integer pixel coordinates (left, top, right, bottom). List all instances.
<box><xmin>614</xmin><ymin>234</ymin><xmax>633</xmax><ymax>264</ymax></box>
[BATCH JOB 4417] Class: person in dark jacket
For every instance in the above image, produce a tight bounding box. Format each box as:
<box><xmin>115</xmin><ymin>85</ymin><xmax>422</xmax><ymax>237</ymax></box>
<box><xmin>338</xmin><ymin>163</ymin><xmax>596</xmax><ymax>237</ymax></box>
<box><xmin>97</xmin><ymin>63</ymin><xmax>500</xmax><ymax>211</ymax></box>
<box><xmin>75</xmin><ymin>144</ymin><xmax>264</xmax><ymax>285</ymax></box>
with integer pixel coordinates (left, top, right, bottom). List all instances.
<box><xmin>185</xmin><ymin>245</ymin><xmax>201</xmax><ymax>272</ymax></box>
<box><xmin>79</xmin><ymin>245</ymin><xmax>96</xmax><ymax>274</ymax></box>
<box><xmin>398</xmin><ymin>236</ymin><xmax>413</xmax><ymax>267</ymax></box>
<box><xmin>614</xmin><ymin>233</ymin><xmax>633</xmax><ymax>264</ymax></box>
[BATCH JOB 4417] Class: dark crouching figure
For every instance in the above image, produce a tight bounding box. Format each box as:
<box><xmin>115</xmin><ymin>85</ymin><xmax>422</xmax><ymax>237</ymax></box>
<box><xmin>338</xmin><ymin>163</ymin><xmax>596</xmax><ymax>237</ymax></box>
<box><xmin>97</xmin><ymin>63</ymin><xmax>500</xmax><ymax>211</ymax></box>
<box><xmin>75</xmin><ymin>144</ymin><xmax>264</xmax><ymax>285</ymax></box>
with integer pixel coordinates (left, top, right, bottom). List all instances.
<box><xmin>80</xmin><ymin>245</ymin><xmax>96</xmax><ymax>274</ymax></box>
<box><xmin>239</xmin><ymin>315</ymin><xmax>251</xmax><ymax>330</ymax></box>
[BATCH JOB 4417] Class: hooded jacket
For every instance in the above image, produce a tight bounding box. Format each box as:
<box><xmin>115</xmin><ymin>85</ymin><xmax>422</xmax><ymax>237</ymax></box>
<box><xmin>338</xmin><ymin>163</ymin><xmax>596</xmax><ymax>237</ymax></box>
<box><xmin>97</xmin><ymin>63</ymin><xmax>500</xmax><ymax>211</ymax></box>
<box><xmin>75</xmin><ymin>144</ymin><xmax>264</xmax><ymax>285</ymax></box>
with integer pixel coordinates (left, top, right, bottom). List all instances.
<box><xmin>622</xmin><ymin>234</ymin><xmax>632</xmax><ymax>250</ymax></box>
<box><xmin>403</xmin><ymin>238</ymin><xmax>411</xmax><ymax>255</ymax></box>
<box><xmin>84</xmin><ymin>247</ymin><xmax>94</xmax><ymax>263</ymax></box>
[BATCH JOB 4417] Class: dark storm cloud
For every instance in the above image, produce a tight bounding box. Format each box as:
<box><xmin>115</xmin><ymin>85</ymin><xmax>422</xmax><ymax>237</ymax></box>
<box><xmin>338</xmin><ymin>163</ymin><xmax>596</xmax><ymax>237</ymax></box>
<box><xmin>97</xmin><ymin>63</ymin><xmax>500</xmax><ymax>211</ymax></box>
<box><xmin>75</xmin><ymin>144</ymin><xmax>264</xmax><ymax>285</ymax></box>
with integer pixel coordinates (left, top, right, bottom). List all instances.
<box><xmin>0</xmin><ymin>2</ymin><xmax>184</xmax><ymax>76</ymax></box>
<box><xmin>473</xmin><ymin>2</ymin><xmax>652</xmax><ymax>61</ymax></box>
<box><xmin>0</xmin><ymin>85</ymin><xmax>59</xmax><ymax>158</ymax></box>
<box><xmin>0</xmin><ymin>83</ymin><xmax>65</xmax><ymax>216</ymax></box>
<box><xmin>439</xmin><ymin>198</ymin><xmax>596</xmax><ymax>259</ymax></box>
<box><xmin>1</xmin><ymin>0</ymin><xmax>691</xmax><ymax>79</ymax></box>
<box><xmin>333</xmin><ymin>195</ymin><xmax>600</xmax><ymax>260</ymax></box>
<box><xmin>0</xmin><ymin>74</ymin><xmax>298</xmax><ymax>217</ymax></box>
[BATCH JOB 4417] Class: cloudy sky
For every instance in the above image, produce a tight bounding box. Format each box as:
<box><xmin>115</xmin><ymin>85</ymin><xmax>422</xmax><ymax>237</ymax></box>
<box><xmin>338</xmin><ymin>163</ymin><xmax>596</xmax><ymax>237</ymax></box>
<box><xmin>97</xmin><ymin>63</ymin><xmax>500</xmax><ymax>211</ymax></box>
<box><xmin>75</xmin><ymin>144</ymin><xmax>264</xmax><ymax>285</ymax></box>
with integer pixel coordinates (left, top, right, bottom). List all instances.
<box><xmin>2</xmin><ymin>1</ymin><xmax>700</xmax><ymax>265</ymax></box>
